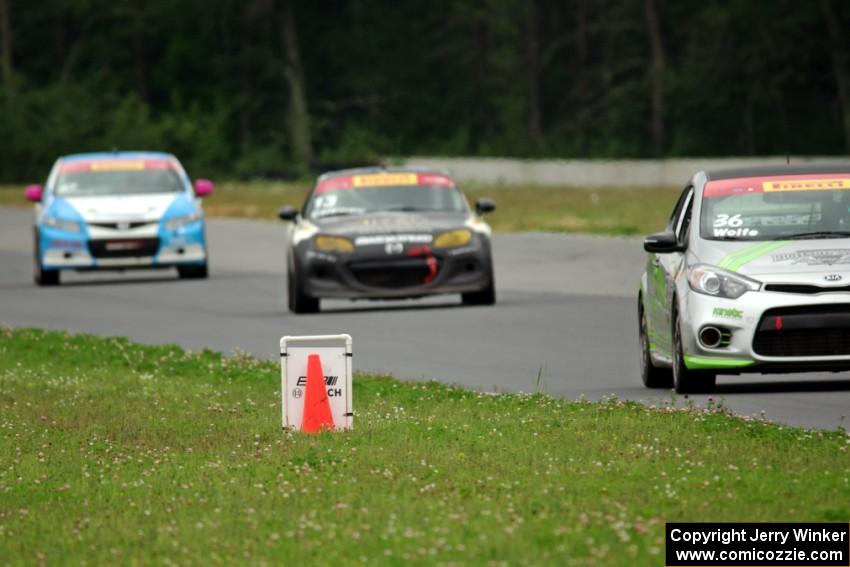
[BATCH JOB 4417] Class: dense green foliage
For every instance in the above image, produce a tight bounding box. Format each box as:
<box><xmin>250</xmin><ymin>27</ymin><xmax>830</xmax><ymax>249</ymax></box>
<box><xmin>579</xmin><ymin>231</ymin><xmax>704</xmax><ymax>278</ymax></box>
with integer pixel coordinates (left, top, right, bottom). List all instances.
<box><xmin>0</xmin><ymin>1</ymin><xmax>848</xmax><ymax>181</ymax></box>
<box><xmin>1</xmin><ymin>327</ymin><xmax>849</xmax><ymax>564</ymax></box>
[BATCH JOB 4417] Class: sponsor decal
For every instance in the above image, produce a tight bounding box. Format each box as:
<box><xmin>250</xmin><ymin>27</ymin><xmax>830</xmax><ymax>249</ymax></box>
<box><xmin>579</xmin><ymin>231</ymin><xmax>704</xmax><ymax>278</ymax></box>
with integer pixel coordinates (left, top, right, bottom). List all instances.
<box><xmin>305</xmin><ymin>250</ymin><xmax>338</xmax><ymax>263</ymax></box>
<box><xmin>352</xmin><ymin>216</ymin><xmax>430</xmax><ymax>231</ymax></box>
<box><xmin>352</xmin><ymin>173</ymin><xmax>418</xmax><ymax>187</ymax></box>
<box><xmin>296</xmin><ymin>375</ymin><xmax>339</xmax><ymax>387</ymax></box>
<box><xmin>448</xmin><ymin>246</ymin><xmax>476</xmax><ymax>256</ymax></box>
<box><xmin>712</xmin><ymin>307</ymin><xmax>743</xmax><ymax>319</ymax></box>
<box><xmin>771</xmin><ymin>248</ymin><xmax>850</xmax><ymax>266</ymax></box>
<box><xmin>91</xmin><ymin>160</ymin><xmax>145</xmax><ymax>171</ymax></box>
<box><xmin>315</xmin><ymin>172</ymin><xmax>455</xmax><ymax>193</ymax></box>
<box><xmin>704</xmin><ymin>173</ymin><xmax>850</xmax><ymax>197</ymax></box>
<box><xmin>354</xmin><ymin>233</ymin><xmax>432</xmax><ymax>246</ymax></box>
<box><xmin>292</xmin><ymin>375</ymin><xmax>343</xmax><ymax>398</ymax></box>
<box><xmin>763</xmin><ymin>178</ymin><xmax>850</xmax><ymax>192</ymax></box>
<box><xmin>384</xmin><ymin>242</ymin><xmax>404</xmax><ymax>254</ymax></box>
<box><xmin>48</xmin><ymin>239</ymin><xmax>82</xmax><ymax>248</ymax></box>
<box><xmin>704</xmin><ymin>184</ymin><xmax>759</xmax><ymax>197</ymax></box>
<box><xmin>105</xmin><ymin>240</ymin><xmax>144</xmax><ymax>251</ymax></box>
<box><xmin>417</xmin><ymin>173</ymin><xmax>455</xmax><ymax>186</ymax></box>
<box><xmin>60</xmin><ymin>159</ymin><xmax>175</xmax><ymax>173</ymax></box>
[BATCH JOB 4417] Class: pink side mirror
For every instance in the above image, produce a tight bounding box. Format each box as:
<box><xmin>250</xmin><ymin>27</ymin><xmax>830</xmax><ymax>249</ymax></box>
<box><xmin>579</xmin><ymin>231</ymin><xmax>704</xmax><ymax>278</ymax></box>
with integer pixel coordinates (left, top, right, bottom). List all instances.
<box><xmin>194</xmin><ymin>179</ymin><xmax>214</xmax><ymax>197</ymax></box>
<box><xmin>24</xmin><ymin>184</ymin><xmax>43</xmax><ymax>202</ymax></box>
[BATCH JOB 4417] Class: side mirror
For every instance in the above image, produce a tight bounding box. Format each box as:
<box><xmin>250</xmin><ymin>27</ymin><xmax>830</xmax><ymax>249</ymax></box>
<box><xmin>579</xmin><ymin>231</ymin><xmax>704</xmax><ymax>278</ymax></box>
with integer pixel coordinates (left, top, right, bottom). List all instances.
<box><xmin>194</xmin><ymin>179</ymin><xmax>214</xmax><ymax>197</ymax></box>
<box><xmin>24</xmin><ymin>184</ymin><xmax>43</xmax><ymax>202</ymax></box>
<box><xmin>643</xmin><ymin>231</ymin><xmax>685</xmax><ymax>253</ymax></box>
<box><xmin>475</xmin><ymin>197</ymin><xmax>496</xmax><ymax>215</ymax></box>
<box><xmin>278</xmin><ymin>206</ymin><xmax>299</xmax><ymax>221</ymax></box>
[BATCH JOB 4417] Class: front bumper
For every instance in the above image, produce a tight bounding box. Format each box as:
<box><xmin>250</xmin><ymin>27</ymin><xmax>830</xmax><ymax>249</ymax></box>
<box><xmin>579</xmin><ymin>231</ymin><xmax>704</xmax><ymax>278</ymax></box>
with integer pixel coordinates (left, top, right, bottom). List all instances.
<box><xmin>38</xmin><ymin>219</ymin><xmax>207</xmax><ymax>271</ymax></box>
<box><xmin>681</xmin><ymin>288</ymin><xmax>850</xmax><ymax>373</ymax></box>
<box><xmin>294</xmin><ymin>239</ymin><xmax>493</xmax><ymax>300</ymax></box>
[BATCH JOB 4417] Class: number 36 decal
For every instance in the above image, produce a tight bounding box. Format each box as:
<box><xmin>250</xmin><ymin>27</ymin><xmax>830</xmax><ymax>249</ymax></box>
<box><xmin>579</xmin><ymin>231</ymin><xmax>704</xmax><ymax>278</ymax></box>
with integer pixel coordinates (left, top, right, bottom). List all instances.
<box><xmin>713</xmin><ymin>213</ymin><xmax>743</xmax><ymax>228</ymax></box>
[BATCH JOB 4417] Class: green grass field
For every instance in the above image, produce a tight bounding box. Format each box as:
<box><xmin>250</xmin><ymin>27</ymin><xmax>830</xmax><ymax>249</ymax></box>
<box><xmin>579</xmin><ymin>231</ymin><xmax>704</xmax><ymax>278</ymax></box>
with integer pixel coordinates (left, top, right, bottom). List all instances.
<box><xmin>0</xmin><ymin>182</ymin><xmax>679</xmax><ymax>236</ymax></box>
<box><xmin>1</xmin><ymin>327</ymin><xmax>848</xmax><ymax>565</ymax></box>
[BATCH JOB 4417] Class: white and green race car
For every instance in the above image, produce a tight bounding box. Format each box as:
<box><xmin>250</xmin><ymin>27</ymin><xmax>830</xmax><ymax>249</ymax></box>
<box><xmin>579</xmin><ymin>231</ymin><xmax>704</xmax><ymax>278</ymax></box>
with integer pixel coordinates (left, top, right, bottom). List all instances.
<box><xmin>639</xmin><ymin>165</ymin><xmax>850</xmax><ymax>393</ymax></box>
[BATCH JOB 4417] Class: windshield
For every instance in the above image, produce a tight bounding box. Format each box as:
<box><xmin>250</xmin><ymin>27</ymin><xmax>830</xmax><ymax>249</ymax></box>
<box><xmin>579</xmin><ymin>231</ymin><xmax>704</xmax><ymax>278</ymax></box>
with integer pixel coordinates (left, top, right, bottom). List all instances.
<box><xmin>700</xmin><ymin>175</ymin><xmax>850</xmax><ymax>241</ymax></box>
<box><xmin>55</xmin><ymin>163</ymin><xmax>184</xmax><ymax>197</ymax></box>
<box><xmin>306</xmin><ymin>173</ymin><xmax>467</xmax><ymax>220</ymax></box>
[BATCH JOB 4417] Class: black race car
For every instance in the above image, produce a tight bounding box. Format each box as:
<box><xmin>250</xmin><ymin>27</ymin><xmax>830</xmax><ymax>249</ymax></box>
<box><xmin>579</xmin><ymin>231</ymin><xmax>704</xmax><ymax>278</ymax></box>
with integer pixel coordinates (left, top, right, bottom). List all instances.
<box><xmin>278</xmin><ymin>167</ymin><xmax>496</xmax><ymax>313</ymax></box>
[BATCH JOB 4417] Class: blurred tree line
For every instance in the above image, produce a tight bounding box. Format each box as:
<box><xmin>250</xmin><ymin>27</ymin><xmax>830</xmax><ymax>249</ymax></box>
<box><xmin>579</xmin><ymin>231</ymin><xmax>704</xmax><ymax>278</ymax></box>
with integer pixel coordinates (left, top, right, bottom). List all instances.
<box><xmin>0</xmin><ymin>0</ymin><xmax>848</xmax><ymax>181</ymax></box>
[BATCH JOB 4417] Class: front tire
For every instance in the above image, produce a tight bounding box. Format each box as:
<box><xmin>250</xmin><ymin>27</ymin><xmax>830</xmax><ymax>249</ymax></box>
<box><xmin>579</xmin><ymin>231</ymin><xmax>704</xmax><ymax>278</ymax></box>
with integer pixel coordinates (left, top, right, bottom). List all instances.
<box><xmin>288</xmin><ymin>261</ymin><xmax>319</xmax><ymax>314</ymax></box>
<box><xmin>178</xmin><ymin>263</ymin><xmax>208</xmax><ymax>279</ymax></box>
<box><xmin>462</xmin><ymin>283</ymin><xmax>495</xmax><ymax>306</ymax></box>
<box><xmin>34</xmin><ymin>266</ymin><xmax>60</xmax><ymax>286</ymax></box>
<box><xmin>33</xmin><ymin>233</ymin><xmax>60</xmax><ymax>286</ymax></box>
<box><xmin>638</xmin><ymin>299</ymin><xmax>672</xmax><ymax>388</ymax></box>
<box><xmin>672</xmin><ymin>302</ymin><xmax>716</xmax><ymax>394</ymax></box>
<box><xmin>462</xmin><ymin>262</ymin><xmax>496</xmax><ymax>306</ymax></box>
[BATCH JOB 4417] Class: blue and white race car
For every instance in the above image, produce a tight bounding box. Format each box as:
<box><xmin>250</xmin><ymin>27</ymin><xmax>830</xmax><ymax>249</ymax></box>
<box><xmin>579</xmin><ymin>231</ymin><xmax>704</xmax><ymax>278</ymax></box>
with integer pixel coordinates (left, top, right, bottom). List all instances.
<box><xmin>25</xmin><ymin>151</ymin><xmax>213</xmax><ymax>285</ymax></box>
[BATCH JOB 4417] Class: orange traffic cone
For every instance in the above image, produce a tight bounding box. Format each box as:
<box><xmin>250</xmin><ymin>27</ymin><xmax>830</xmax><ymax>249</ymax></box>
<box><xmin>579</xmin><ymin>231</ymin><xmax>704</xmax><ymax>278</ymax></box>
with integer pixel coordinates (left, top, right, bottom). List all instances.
<box><xmin>301</xmin><ymin>353</ymin><xmax>335</xmax><ymax>433</ymax></box>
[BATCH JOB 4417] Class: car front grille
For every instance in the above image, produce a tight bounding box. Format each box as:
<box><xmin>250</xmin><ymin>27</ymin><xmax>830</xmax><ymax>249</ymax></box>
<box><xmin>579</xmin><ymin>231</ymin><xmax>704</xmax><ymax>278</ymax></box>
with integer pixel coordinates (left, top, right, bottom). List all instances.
<box><xmin>88</xmin><ymin>238</ymin><xmax>160</xmax><ymax>259</ymax></box>
<box><xmin>753</xmin><ymin>304</ymin><xmax>850</xmax><ymax>357</ymax></box>
<box><xmin>349</xmin><ymin>258</ymin><xmax>440</xmax><ymax>288</ymax></box>
<box><xmin>764</xmin><ymin>283</ymin><xmax>850</xmax><ymax>294</ymax></box>
<box><xmin>88</xmin><ymin>221</ymin><xmax>157</xmax><ymax>230</ymax></box>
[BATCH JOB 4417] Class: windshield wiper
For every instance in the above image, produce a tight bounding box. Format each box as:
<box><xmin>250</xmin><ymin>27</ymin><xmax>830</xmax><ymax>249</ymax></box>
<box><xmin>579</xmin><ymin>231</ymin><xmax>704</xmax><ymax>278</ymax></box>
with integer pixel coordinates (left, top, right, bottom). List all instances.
<box><xmin>777</xmin><ymin>230</ymin><xmax>850</xmax><ymax>240</ymax></box>
<box><xmin>367</xmin><ymin>206</ymin><xmax>444</xmax><ymax>213</ymax></box>
<box><xmin>314</xmin><ymin>210</ymin><xmax>360</xmax><ymax>219</ymax></box>
<box><xmin>711</xmin><ymin>235</ymin><xmax>751</xmax><ymax>241</ymax></box>
<box><xmin>368</xmin><ymin>206</ymin><xmax>421</xmax><ymax>212</ymax></box>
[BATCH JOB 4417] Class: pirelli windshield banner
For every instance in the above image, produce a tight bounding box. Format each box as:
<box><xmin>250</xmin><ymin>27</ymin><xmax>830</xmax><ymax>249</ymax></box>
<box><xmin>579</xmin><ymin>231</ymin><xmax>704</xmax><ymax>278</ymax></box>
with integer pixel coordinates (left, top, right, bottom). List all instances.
<box><xmin>666</xmin><ymin>523</ymin><xmax>849</xmax><ymax>566</ymax></box>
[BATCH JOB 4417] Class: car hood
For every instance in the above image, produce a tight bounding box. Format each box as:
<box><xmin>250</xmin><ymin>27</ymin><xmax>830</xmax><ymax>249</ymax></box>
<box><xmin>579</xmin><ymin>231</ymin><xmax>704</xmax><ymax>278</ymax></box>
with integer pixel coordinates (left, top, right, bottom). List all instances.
<box><xmin>62</xmin><ymin>193</ymin><xmax>180</xmax><ymax>222</ymax></box>
<box><xmin>696</xmin><ymin>238</ymin><xmax>850</xmax><ymax>279</ymax></box>
<box><xmin>312</xmin><ymin>211</ymin><xmax>470</xmax><ymax>236</ymax></box>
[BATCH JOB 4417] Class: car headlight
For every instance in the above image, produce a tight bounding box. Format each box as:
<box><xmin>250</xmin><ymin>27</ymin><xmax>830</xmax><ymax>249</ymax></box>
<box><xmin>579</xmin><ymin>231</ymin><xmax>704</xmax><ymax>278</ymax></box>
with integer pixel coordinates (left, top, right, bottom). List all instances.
<box><xmin>314</xmin><ymin>235</ymin><xmax>354</xmax><ymax>253</ymax></box>
<box><xmin>434</xmin><ymin>229</ymin><xmax>472</xmax><ymax>249</ymax></box>
<box><xmin>687</xmin><ymin>264</ymin><xmax>761</xmax><ymax>299</ymax></box>
<box><xmin>165</xmin><ymin>211</ymin><xmax>203</xmax><ymax>230</ymax></box>
<box><xmin>42</xmin><ymin>217</ymin><xmax>82</xmax><ymax>233</ymax></box>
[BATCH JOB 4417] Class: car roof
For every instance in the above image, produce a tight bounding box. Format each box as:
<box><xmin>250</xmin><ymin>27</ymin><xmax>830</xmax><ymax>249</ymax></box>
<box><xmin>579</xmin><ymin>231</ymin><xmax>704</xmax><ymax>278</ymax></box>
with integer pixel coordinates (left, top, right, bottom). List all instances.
<box><xmin>316</xmin><ymin>165</ymin><xmax>453</xmax><ymax>182</ymax></box>
<box><xmin>61</xmin><ymin>151</ymin><xmax>174</xmax><ymax>162</ymax></box>
<box><xmin>705</xmin><ymin>164</ymin><xmax>850</xmax><ymax>181</ymax></box>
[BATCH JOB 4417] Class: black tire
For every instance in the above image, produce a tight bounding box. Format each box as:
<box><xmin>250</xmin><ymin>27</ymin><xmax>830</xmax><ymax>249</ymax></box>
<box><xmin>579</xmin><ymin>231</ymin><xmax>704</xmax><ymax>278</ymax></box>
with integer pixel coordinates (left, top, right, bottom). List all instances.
<box><xmin>672</xmin><ymin>302</ymin><xmax>716</xmax><ymax>394</ymax></box>
<box><xmin>638</xmin><ymin>298</ymin><xmax>672</xmax><ymax>388</ymax></box>
<box><xmin>178</xmin><ymin>263</ymin><xmax>208</xmax><ymax>279</ymax></box>
<box><xmin>287</xmin><ymin>262</ymin><xmax>319</xmax><ymax>314</ymax></box>
<box><xmin>462</xmin><ymin>262</ymin><xmax>496</xmax><ymax>306</ymax></box>
<box><xmin>34</xmin><ymin>266</ymin><xmax>60</xmax><ymax>286</ymax></box>
<box><xmin>33</xmin><ymin>233</ymin><xmax>60</xmax><ymax>286</ymax></box>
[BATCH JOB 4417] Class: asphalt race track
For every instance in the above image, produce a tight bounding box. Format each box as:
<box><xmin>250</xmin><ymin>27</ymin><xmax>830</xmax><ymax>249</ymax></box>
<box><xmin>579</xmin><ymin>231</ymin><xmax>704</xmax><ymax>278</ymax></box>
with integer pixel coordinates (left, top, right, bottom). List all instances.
<box><xmin>2</xmin><ymin>206</ymin><xmax>849</xmax><ymax>430</ymax></box>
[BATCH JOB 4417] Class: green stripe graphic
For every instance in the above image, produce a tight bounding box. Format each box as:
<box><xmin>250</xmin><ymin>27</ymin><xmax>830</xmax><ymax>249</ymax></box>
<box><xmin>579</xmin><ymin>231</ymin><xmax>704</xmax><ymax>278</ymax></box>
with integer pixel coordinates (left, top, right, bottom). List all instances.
<box><xmin>717</xmin><ymin>241</ymin><xmax>773</xmax><ymax>269</ymax></box>
<box><xmin>717</xmin><ymin>241</ymin><xmax>789</xmax><ymax>272</ymax></box>
<box><xmin>683</xmin><ymin>356</ymin><xmax>755</xmax><ymax>370</ymax></box>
